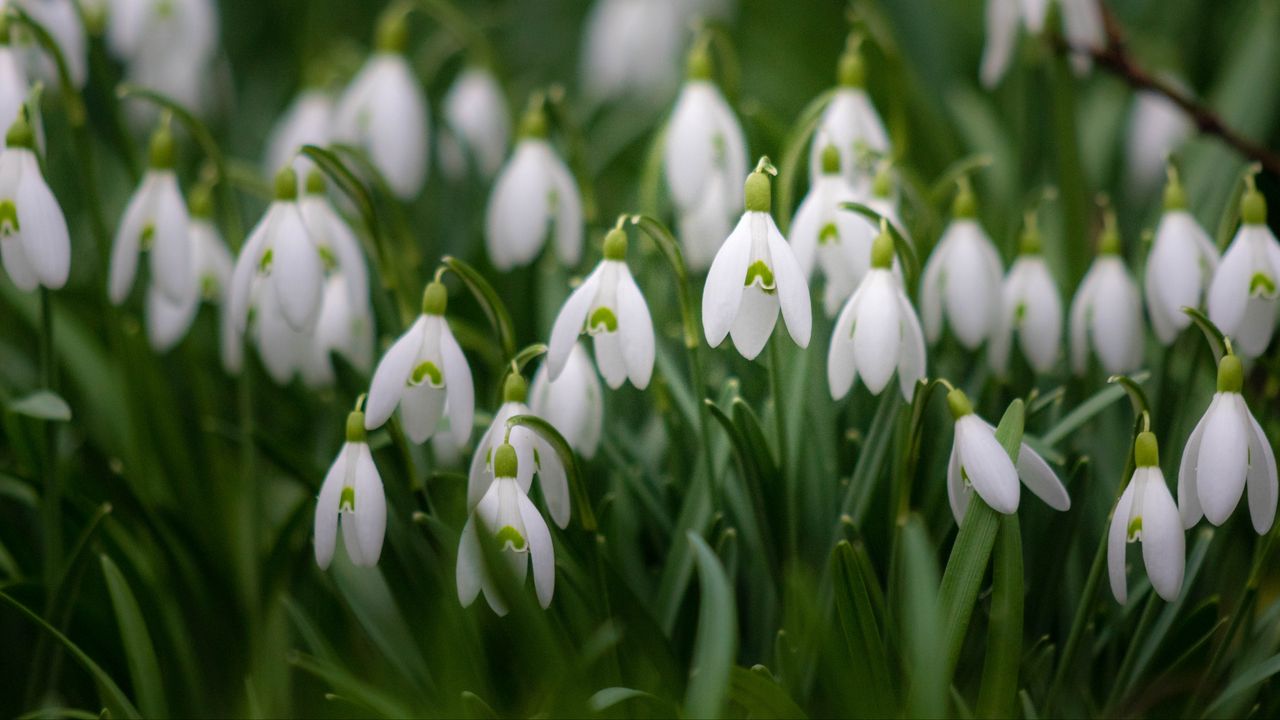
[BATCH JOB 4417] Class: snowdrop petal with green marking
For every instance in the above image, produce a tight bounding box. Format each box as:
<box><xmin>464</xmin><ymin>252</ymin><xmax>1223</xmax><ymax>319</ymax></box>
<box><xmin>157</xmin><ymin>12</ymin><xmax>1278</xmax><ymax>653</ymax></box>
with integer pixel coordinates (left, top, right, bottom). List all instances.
<box><xmin>110</xmin><ymin>169</ymin><xmax>190</xmax><ymax>304</ymax></box>
<box><xmin>0</xmin><ymin>145</ymin><xmax>69</xmax><ymax>291</ymax></box>
<box><xmin>315</xmin><ymin>431</ymin><xmax>385</xmax><ymax>570</ymax></box>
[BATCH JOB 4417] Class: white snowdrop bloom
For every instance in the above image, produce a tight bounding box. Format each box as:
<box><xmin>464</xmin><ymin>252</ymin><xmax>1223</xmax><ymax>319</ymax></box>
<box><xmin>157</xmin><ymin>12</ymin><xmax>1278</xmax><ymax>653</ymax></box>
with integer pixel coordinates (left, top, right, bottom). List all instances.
<box><xmin>457</xmin><ymin>442</ymin><xmax>556</xmax><ymax>614</ymax></box>
<box><xmin>264</xmin><ymin>88</ymin><xmax>333</xmax><ymax>185</ymax></box>
<box><xmin>298</xmin><ymin>170</ymin><xmax>369</xmax><ymax>316</ymax></box>
<box><xmin>1179</xmin><ymin>353</ymin><xmax>1277</xmax><ymax>534</ymax></box>
<box><xmin>310</xmin><ymin>273</ymin><xmax>374</xmax><ymax>385</ymax></box>
<box><xmin>790</xmin><ymin>143</ymin><xmax>875</xmax><ymax>317</ymax></box>
<box><xmin>228</xmin><ymin>167</ymin><xmax>325</xmax><ymax>335</ymax></box>
<box><xmin>808</xmin><ymin>37</ymin><xmax>888</xmax><ymax>193</ymax></box>
<box><xmin>250</xmin><ymin>276</ymin><xmax>313</xmax><ymax>385</ymax></box>
<box><xmin>485</xmin><ymin>100</ymin><xmax>582</xmax><ymax>270</ymax></box>
<box><xmin>828</xmin><ymin>225</ymin><xmax>924</xmax><ymax>401</ymax></box>
<box><xmin>1207</xmin><ymin>178</ymin><xmax>1280</xmax><ymax>358</ymax></box>
<box><xmin>547</xmin><ymin>227</ymin><xmax>654</xmax><ymax>390</ymax></box>
<box><xmin>0</xmin><ymin>36</ymin><xmax>26</xmax><ymax>151</ymax></box>
<box><xmin>981</xmin><ymin>0</ymin><xmax>1101</xmax><ymax>87</ymax></box>
<box><xmin>440</xmin><ymin>66</ymin><xmax>510</xmax><ymax>180</ymax></box>
<box><xmin>109</xmin><ymin>125</ymin><xmax>191</xmax><ymax>305</ymax></box>
<box><xmin>0</xmin><ymin>114</ymin><xmax>69</xmax><ymax>291</ymax></box>
<box><xmin>530</xmin><ymin>343</ymin><xmax>603</xmax><ymax>460</ymax></box>
<box><xmin>469</xmin><ymin>374</ymin><xmax>571</xmax><ymax>530</ymax></box>
<box><xmin>920</xmin><ymin>183</ymin><xmax>1004</xmax><ymax>350</ymax></box>
<box><xmin>1069</xmin><ymin>222</ymin><xmax>1144</xmax><ymax>375</ymax></box>
<box><xmin>664</xmin><ymin>44</ymin><xmax>747</xmax><ymax>272</ymax></box>
<box><xmin>1144</xmin><ymin>170</ymin><xmax>1217</xmax><ymax>344</ymax></box>
<box><xmin>364</xmin><ymin>281</ymin><xmax>474</xmax><ymax>446</ymax></box>
<box><xmin>945</xmin><ymin>388</ymin><xmax>1071</xmax><ymax>522</ymax></box>
<box><xmin>988</xmin><ymin>219</ymin><xmax>1063</xmax><ymax>375</ymax></box>
<box><xmin>579</xmin><ymin>0</ymin><xmax>682</xmax><ymax>106</ymax></box>
<box><xmin>332</xmin><ymin>15</ymin><xmax>428</xmax><ymax>200</ymax></box>
<box><xmin>1126</xmin><ymin>89</ymin><xmax>1192</xmax><ymax>195</ymax></box>
<box><xmin>17</xmin><ymin>0</ymin><xmax>87</xmax><ymax>89</ymax></box>
<box><xmin>1109</xmin><ymin>431</ymin><xmax>1184</xmax><ymax>603</ymax></box>
<box><xmin>315</xmin><ymin>405</ymin><xmax>387</xmax><ymax>570</ymax></box>
<box><xmin>703</xmin><ymin>163</ymin><xmax>811</xmax><ymax>360</ymax></box>
<box><xmin>146</xmin><ymin>193</ymin><xmax>232</xmax><ymax>351</ymax></box>
<box><xmin>110</xmin><ymin>0</ymin><xmax>220</xmax><ymax>118</ymax></box>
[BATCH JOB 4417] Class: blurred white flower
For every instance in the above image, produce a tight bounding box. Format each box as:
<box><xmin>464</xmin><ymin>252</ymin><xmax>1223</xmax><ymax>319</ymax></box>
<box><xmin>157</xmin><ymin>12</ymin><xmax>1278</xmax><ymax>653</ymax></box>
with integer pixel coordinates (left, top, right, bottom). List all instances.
<box><xmin>988</xmin><ymin>219</ymin><xmax>1062</xmax><ymax>375</ymax></box>
<box><xmin>920</xmin><ymin>183</ymin><xmax>1004</xmax><ymax>350</ymax></box>
<box><xmin>264</xmin><ymin>88</ymin><xmax>333</xmax><ymax>185</ymax></box>
<box><xmin>364</xmin><ymin>280</ymin><xmax>474</xmax><ymax>446</ymax></box>
<box><xmin>485</xmin><ymin>100</ymin><xmax>582</xmax><ymax>270</ymax></box>
<box><xmin>16</xmin><ymin>0</ymin><xmax>87</xmax><ymax>89</ymax></box>
<box><xmin>315</xmin><ymin>405</ymin><xmax>386</xmax><ymax>569</ymax></box>
<box><xmin>1144</xmin><ymin>169</ymin><xmax>1217</xmax><ymax>344</ymax></box>
<box><xmin>530</xmin><ymin>343</ymin><xmax>603</xmax><ymax>460</ymax></box>
<box><xmin>1126</xmin><ymin>89</ymin><xmax>1192</xmax><ymax>196</ymax></box>
<box><xmin>1179</xmin><ymin>352</ymin><xmax>1276</xmax><ymax>533</ymax></box>
<box><xmin>440</xmin><ymin>66</ymin><xmax>509</xmax><ymax>180</ymax></box>
<box><xmin>703</xmin><ymin>164</ymin><xmax>810</xmax><ymax>360</ymax></box>
<box><xmin>457</xmin><ymin>442</ymin><xmax>555</xmax><ymax>614</ymax></box>
<box><xmin>110</xmin><ymin>125</ymin><xmax>191</xmax><ymax>305</ymax></box>
<box><xmin>547</xmin><ymin>227</ymin><xmax>654</xmax><ymax>390</ymax></box>
<box><xmin>0</xmin><ymin>35</ymin><xmax>27</xmax><ymax>150</ymax></box>
<box><xmin>945</xmin><ymin>388</ymin><xmax>1071</xmax><ymax>521</ymax></box>
<box><xmin>299</xmin><ymin>171</ymin><xmax>368</xmax><ymax>317</ymax></box>
<box><xmin>310</xmin><ymin>273</ymin><xmax>374</xmax><ymax>385</ymax></box>
<box><xmin>0</xmin><ymin>113</ymin><xmax>69</xmax><ymax>291</ymax></box>
<box><xmin>1069</xmin><ymin>222</ymin><xmax>1143</xmax><ymax>375</ymax></box>
<box><xmin>1109</xmin><ymin>431</ymin><xmax>1184</xmax><ymax>603</ymax></box>
<box><xmin>1207</xmin><ymin>178</ymin><xmax>1280</xmax><ymax>358</ymax></box>
<box><xmin>828</xmin><ymin>225</ymin><xmax>924</xmax><ymax>401</ymax></box>
<box><xmin>579</xmin><ymin>0</ymin><xmax>682</xmax><ymax>106</ymax></box>
<box><xmin>146</xmin><ymin>195</ymin><xmax>232</xmax><ymax>352</ymax></box>
<box><xmin>981</xmin><ymin>0</ymin><xmax>1102</xmax><ymax>87</ymax></box>
<box><xmin>109</xmin><ymin>0</ymin><xmax>220</xmax><ymax>118</ymax></box>
<box><xmin>790</xmin><ymin>142</ymin><xmax>875</xmax><ymax>317</ymax></box>
<box><xmin>809</xmin><ymin>36</ymin><xmax>888</xmax><ymax>193</ymax></box>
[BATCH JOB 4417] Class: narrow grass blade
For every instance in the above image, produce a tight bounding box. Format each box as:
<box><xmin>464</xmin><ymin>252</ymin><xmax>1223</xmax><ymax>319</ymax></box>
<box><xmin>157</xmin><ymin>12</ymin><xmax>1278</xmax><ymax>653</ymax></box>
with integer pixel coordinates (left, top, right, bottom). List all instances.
<box><xmin>685</xmin><ymin>531</ymin><xmax>737</xmax><ymax>719</ymax></box>
<box><xmin>506</xmin><ymin>413</ymin><xmax>596</xmax><ymax>532</ymax></box>
<box><xmin>976</xmin><ymin>513</ymin><xmax>1024</xmax><ymax>718</ymax></box>
<box><xmin>831</xmin><ymin>541</ymin><xmax>895</xmax><ymax>716</ymax></box>
<box><xmin>99</xmin><ymin>554</ymin><xmax>168</xmax><ymax>718</ymax></box>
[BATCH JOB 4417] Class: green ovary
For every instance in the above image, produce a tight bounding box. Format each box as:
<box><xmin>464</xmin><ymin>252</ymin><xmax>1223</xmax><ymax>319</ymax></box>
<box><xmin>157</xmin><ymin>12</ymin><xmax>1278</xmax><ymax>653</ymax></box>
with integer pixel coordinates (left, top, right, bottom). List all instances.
<box><xmin>588</xmin><ymin>306</ymin><xmax>618</xmax><ymax>333</ymax></box>
<box><xmin>495</xmin><ymin>525</ymin><xmax>527</xmax><ymax>552</ymax></box>
<box><xmin>818</xmin><ymin>222</ymin><xmax>838</xmax><ymax>245</ymax></box>
<box><xmin>1250</xmin><ymin>272</ymin><xmax>1276</xmax><ymax>297</ymax></box>
<box><xmin>339</xmin><ymin>486</ymin><xmax>355</xmax><ymax>512</ymax></box>
<box><xmin>411</xmin><ymin>361</ymin><xmax>444</xmax><ymax>386</ymax></box>
<box><xmin>744</xmin><ymin>260</ymin><xmax>777</xmax><ymax>292</ymax></box>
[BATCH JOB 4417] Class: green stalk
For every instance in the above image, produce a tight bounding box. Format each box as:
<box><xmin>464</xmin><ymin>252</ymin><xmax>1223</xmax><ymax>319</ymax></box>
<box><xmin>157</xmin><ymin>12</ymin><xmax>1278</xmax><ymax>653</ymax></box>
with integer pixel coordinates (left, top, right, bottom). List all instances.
<box><xmin>1105</xmin><ymin>591</ymin><xmax>1160</xmax><ymax>711</ymax></box>
<box><xmin>768</xmin><ymin>340</ymin><xmax>794</xmax><ymax>556</ymax></box>
<box><xmin>1042</xmin><ymin>519</ymin><xmax>1108</xmax><ymax>715</ymax></box>
<box><xmin>39</xmin><ymin>287</ymin><xmax>59</xmax><ymax>607</ymax></box>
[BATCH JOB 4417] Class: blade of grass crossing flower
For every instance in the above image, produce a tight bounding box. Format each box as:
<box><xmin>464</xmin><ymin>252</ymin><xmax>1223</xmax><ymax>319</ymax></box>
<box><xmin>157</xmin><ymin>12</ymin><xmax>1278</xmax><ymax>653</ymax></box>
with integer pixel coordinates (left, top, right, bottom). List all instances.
<box><xmin>927</xmin><ymin>154</ymin><xmax>993</xmax><ymax>205</ymax></box>
<box><xmin>630</xmin><ymin>215</ymin><xmax>698</xmax><ymax>350</ymax></box>
<box><xmin>442</xmin><ymin>255</ymin><xmax>517</xmax><ymax>359</ymax></box>
<box><xmin>684</xmin><ymin>532</ymin><xmax>737</xmax><ymax>719</ymax></box>
<box><xmin>898</xmin><ymin>515</ymin><xmax>945</xmax><ymax>718</ymax></box>
<box><xmin>976</xmin><ymin>513</ymin><xmax>1023</xmax><ymax>719</ymax></box>
<box><xmin>98</xmin><ymin>554</ymin><xmax>168</xmax><ymax>718</ymax></box>
<box><xmin>831</xmin><ymin>541</ymin><xmax>894</xmax><ymax>716</ymax></box>
<box><xmin>506</xmin><ymin>414</ymin><xmax>596</xmax><ymax>531</ymax></box>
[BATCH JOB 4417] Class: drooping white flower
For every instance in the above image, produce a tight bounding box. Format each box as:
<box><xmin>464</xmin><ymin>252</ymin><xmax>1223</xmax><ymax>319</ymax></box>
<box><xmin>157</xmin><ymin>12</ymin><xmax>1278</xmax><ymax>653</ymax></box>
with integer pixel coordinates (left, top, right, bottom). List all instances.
<box><xmin>790</xmin><ymin>142</ymin><xmax>875</xmax><ymax>317</ymax></box>
<box><xmin>0</xmin><ymin>113</ymin><xmax>69</xmax><ymax>291</ymax></box>
<box><xmin>703</xmin><ymin>162</ymin><xmax>811</xmax><ymax>360</ymax></box>
<box><xmin>1069</xmin><ymin>220</ymin><xmax>1144</xmax><ymax>375</ymax></box>
<box><xmin>1144</xmin><ymin>169</ymin><xmax>1217</xmax><ymax>344</ymax></box>
<box><xmin>1207</xmin><ymin>177</ymin><xmax>1280</xmax><ymax>358</ymax></box>
<box><xmin>981</xmin><ymin>0</ymin><xmax>1102</xmax><ymax>87</ymax></box>
<box><xmin>0</xmin><ymin>34</ymin><xmax>27</xmax><ymax>150</ymax></box>
<box><xmin>440</xmin><ymin>66</ymin><xmax>510</xmax><ymax>180</ymax></box>
<box><xmin>808</xmin><ymin>36</ymin><xmax>888</xmax><ymax>193</ymax></box>
<box><xmin>109</xmin><ymin>0</ymin><xmax>220</xmax><ymax>119</ymax></box>
<box><xmin>1109</xmin><ymin>431</ymin><xmax>1184</xmax><ymax>603</ymax></box>
<box><xmin>469</xmin><ymin>373</ymin><xmax>570</xmax><ymax>530</ymax></box>
<box><xmin>146</xmin><ymin>191</ymin><xmax>232</xmax><ymax>351</ymax></box>
<box><xmin>828</xmin><ymin>224</ymin><xmax>924</xmax><ymax>401</ymax></box>
<box><xmin>228</xmin><ymin>166</ymin><xmax>325</xmax><ymax>335</ymax></box>
<box><xmin>530</xmin><ymin>343</ymin><xmax>603</xmax><ymax>460</ymax></box>
<box><xmin>920</xmin><ymin>182</ymin><xmax>1004</xmax><ymax>350</ymax></box>
<box><xmin>264</xmin><ymin>88</ymin><xmax>333</xmax><ymax>184</ymax></box>
<box><xmin>315</xmin><ymin>404</ymin><xmax>386</xmax><ymax>569</ymax></box>
<box><xmin>988</xmin><ymin>217</ymin><xmax>1062</xmax><ymax>375</ymax></box>
<box><xmin>109</xmin><ymin>124</ymin><xmax>191</xmax><ymax>305</ymax></box>
<box><xmin>580</xmin><ymin>0</ymin><xmax>680</xmax><ymax>105</ymax></box>
<box><xmin>485</xmin><ymin>98</ymin><xmax>583</xmax><ymax>270</ymax></box>
<box><xmin>457</xmin><ymin>441</ymin><xmax>555</xmax><ymax>614</ymax></box>
<box><xmin>364</xmin><ymin>280</ymin><xmax>474</xmax><ymax>446</ymax></box>
<box><xmin>1126</xmin><ymin>88</ymin><xmax>1192</xmax><ymax>195</ymax></box>
<box><xmin>1179</xmin><ymin>352</ymin><xmax>1277</xmax><ymax>534</ymax></box>
<box><xmin>310</xmin><ymin>273</ymin><xmax>374</xmax><ymax>385</ymax></box>
<box><xmin>332</xmin><ymin>13</ymin><xmax>429</xmax><ymax>199</ymax></box>
<box><xmin>547</xmin><ymin>226</ymin><xmax>654</xmax><ymax>390</ymax></box>
<box><xmin>298</xmin><ymin>170</ymin><xmax>369</xmax><ymax>318</ymax></box>
<box><xmin>664</xmin><ymin>43</ymin><xmax>747</xmax><ymax>272</ymax></box>
<box><xmin>945</xmin><ymin>388</ymin><xmax>1071</xmax><ymax>521</ymax></box>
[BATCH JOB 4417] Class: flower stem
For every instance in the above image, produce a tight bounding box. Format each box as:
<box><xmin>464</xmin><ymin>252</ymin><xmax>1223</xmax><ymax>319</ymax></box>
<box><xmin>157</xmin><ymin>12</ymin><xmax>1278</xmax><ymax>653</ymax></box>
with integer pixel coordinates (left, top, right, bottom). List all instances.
<box><xmin>1043</xmin><ymin>518</ymin><xmax>1108</xmax><ymax>715</ymax></box>
<box><xmin>768</xmin><ymin>340</ymin><xmax>794</xmax><ymax>556</ymax></box>
<box><xmin>1105</xmin><ymin>591</ymin><xmax>1160</xmax><ymax>711</ymax></box>
<box><xmin>39</xmin><ymin>287</ymin><xmax>60</xmax><ymax>608</ymax></box>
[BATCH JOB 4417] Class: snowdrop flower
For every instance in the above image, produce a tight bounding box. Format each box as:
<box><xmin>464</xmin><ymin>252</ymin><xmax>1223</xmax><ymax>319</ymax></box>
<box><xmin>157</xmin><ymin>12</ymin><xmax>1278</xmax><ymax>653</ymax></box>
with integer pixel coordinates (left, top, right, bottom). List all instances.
<box><xmin>109</xmin><ymin>124</ymin><xmax>191</xmax><ymax>305</ymax></box>
<box><xmin>1179</xmin><ymin>352</ymin><xmax>1277</xmax><ymax>533</ymax></box>
<box><xmin>988</xmin><ymin>215</ymin><xmax>1063</xmax><ymax>374</ymax></box>
<box><xmin>146</xmin><ymin>185</ymin><xmax>232</xmax><ymax>351</ymax></box>
<box><xmin>315</xmin><ymin>402</ymin><xmax>386</xmax><ymax>569</ymax></box>
<box><xmin>469</xmin><ymin>373</ymin><xmax>570</xmax><ymax>530</ymax></box>
<box><xmin>1144</xmin><ymin>168</ymin><xmax>1217</xmax><ymax>344</ymax></box>
<box><xmin>703</xmin><ymin>161</ymin><xmax>811</xmax><ymax>360</ymax></box>
<box><xmin>109</xmin><ymin>0</ymin><xmax>220</xmax><ymax>119</ymax></box>
<box><xmin>579</xmin><ymin>0</ymin><xmax>682</xmax><ymax>105</ymax></box>
<box><xmin>16</xmin><ymin>0</ymin><xmax>87</xmax><ymax>89</ymax></box>
<box><xmin>228</xmin><ymin>166</ymin><xmax>324</xmax><ymax>334</ymax></box>
<box><xmin>1109</xmin><ymin>431</ymin><xmax>1184</xmax><ymax>603</ymax></box>
<box><xmin>0</xmin><ymin>25</ymin><xmax>26</xmax><ymax>149</ymax></box>
<box><xmin>981</xmin><ymin>0</ymin><xmax>1102</xmax><ymax>87</ymax></box>
<box><xmin>809</xmin><ymin>35</ymin><xmax>888</xmax><ymax>193</ymax></box>
<box><xmin>548</xmin><ymin>226</ymin><xmax>654</xmax><ymax>390</ymax></box>
<box><xmin>1069</xmin><ymin>217</ymin><xmax>1143</xmax><ymax>375</ymax></box>
<box><xmin>440</xmin><ymin>66</ymin><xmax>510</xmax><ymax>180</ymax></box>
<box><xmin>485</xmin><ymin>97</ymin><xmax>582</xmax><ymax>270</ymax></box>
<box><xmin>264</xmin><ymin>88</ymin><xmax>333</xmax><ymax>185</ymax></box>
<box><xmin>0</xmin><ymin>112</ymin><xmax>69</xmax><ymax>291</ymax></box>
<box><xmin>530</xmin><ymin>343</ymin><xmax>603</xmax><ymax>460</ymax></box>
<box><xmin>457</xmin><ymin>441</ymin><xmax>555</xmax><ymax>614</ymax></box>
<box><xmin>1126</xmin><ymin>89</ymin><xmax>1192</xmax><ymax>196</ymax></box>
<box><xmin>364</xmin><ymin>280</ymin><xmax>474</xmax><ymax>446</ymax></box>
<box><xmin>920</xmin><ymin>180</ymin><xmax>1004</xmax><ymax>350</ymax></box>
<box><xmin>332</xmin><ymin>11</ymin><xmax>429</xmax><ymax>199</ymax></box>
<box><xmin>790</xmin><ymin>143</ymin><xmax>875</xmax><ymax>317</ymax></box>
<box><xmin>664</xmin><ymin>41</ymin><xmax>747</xmax><ymax>271</ymax></box>
<box><xmin>310</xmin><ymin>274</ymin><xmax>374</xmax><ymax>385</ymax></box>
<box><xmin>1207</xmin><ymin>174</ymin><xmax>1280</xmax><ymax>358</ymax></box>
<box><xmin>945</xmin><ymin>388</ymin><xmax>1071</xmax><ymax>521</ymax></box>
<box><xmin>299</xmin><ymin>170</ymin><xmax>368</xmax><ymax>318</ymax></box>
<box><xmin>828</xmin><ymin>224</ymin><xmax>924</xmax><ymax>401</ymax></box>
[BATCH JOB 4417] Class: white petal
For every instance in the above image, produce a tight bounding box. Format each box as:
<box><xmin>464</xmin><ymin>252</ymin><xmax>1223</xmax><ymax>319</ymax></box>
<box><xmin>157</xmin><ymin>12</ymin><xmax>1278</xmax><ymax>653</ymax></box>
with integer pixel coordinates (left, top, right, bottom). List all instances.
<box><xmin>1108</xmin><ymin>479</ymin><xmax>1137</xmax><ymax>604</ymax></box>
<box><xmin>517</xmin><ymin>491</ymin><xmax>556</xmax><ymax>608</ymax></box>
<box><xmin>456</xmin><ymin>516</ymin><xmax>483</xmax><ymax>606</ymax></box>
<box><xmin>228</xmin><ymin>210</ymin><xmax>272</xmax><ymax>332</ymax></box>
<box><xmin>729</xmin><ymin>284</ymin><xmax>779</xmax><ymax>361</ymax></box>
<box><xmin>896</xmin><ymin>289</ymin><xmax>927</xmax><ymax>401</ymax></box>
<box><xmin>440</xmin><ymin>323</ymin><xmax>475</xmax><ymax>447</ymax></box>
<box><xmin>1068</xmin><ymin>265</ymin><xmax>1099</xmax><ymax>374</ymax></box>
<box><xmin>827</xmin><ymin>284</ymin><xmax>862</xmax><ymax>400</ymax></box>
<box><xmin>547</xmin><ymin>266</ymin><xmax>602</xmax><ymax>379</ymax></box>
<box><xmin>400</xmin><ymin>384</ymin><xmax>447</xmax><ymax>444</ymax></box>
<box><xmin>1207</xmin><ymin>232</ymin><xmax>1255</xmax><ymax>337</ymax></box>
<box><xmin>351</xmin><ymin>444</ymin><xmax>386</xmax><ymax>566</ymax></box>
<box><xmin>271</xmin><ymin>204</ymin><xmax>324</xmax><ymax>331</ymax></box>
<box><xmin>109</xmin><ymin>174</ymin><xmax>153</xmax><ymax>303</ymax></box>
<box><xmin>146</xmin><ymin>171</ymin><xmax>191</xmax><ymax>303</ymax></box>
<box><xmin>593</xmin><ymin>330</ymin><xmax>627</xmax><ymax>389</ymax></box>
<box><xmin>468</xmin><ymin>415</ymin><xmax>503</xmax><ymax>511</ymax></box>
<box><xmin>1195</xmin><ymin>394</ymin><xmax>1249</xmax><ymax>525</ymax></box>
<box><xmin>920</xmin><ymin>238</ymin><xmax>948</xmax><ymax>344</ymax></box>
<box><xmin>1244</xmin><ymin>400</ymin><xmax>1277</xmax><ymax>534</ymax></box>
<box><xmin>787</xmin><ymin>189</ymin><xmax>823</xmax><ymax>278</ymax></box>
<box><xmin>767</xmin><ymin>219</ymin><xmax>813</xmax><ymax>348</ymax></box>
<box><xmin>617</xmin><ymin>263</ymin><xmax>655</xmax><ymax>389</ymax></box>
<box><xmin>1089</xmin><ymin>259</ymin><xmax>1143</xmax><ymax>374</ymax></box>
<box><xmin>1</xmin><ymin>232</ymin><xmax>38</xmax><ymax>291</ymax></box>
<box><xmin>145</xmin><ymin>284</ymin><xmax>198</xmax><ymax>352</ymax></box>
<box><xmin>702</xmin><ymin>214</ymin><xmax>751</xmax><ymax>347</ymax></box>
<box><xmin>853</xmin><ymin>273</ymin><xmax>900</xmax><ymax>395</ymax></box>
<box><xmin>1019</xmin><ymin>261</ymin><xmax>1063</xmax><ymax>373</ymax></box>
<box><xmin>533</xmin><ymin>435</ymin><xmax>570</xmax><ymax>529</ymax></box>
<box><xmin>947</xmin><ymin>443</ymin><xmax>970</xmax><ymax>524</ymax></box>
<box><xmin>956</xmin><ymin>417</ymin><xmax>1020</xmax><ymax>514</ymax></box>
<box><xmin>365</xmin><ymin>317</ymin><xmax>426</xmax><ymax>429</ymax></box>
<box><xmin>1141</xmin><ymin>470</ymin><xmax>1185</xmax><ymax>602</ymax></box>
<box><xmin>1178</xmin><ymin>399</ymin><xmax>1210</xmax><ymax>528</ymax></box>
<box><xmin>981</xmin><ymin>0</ymin><xmax>1019</xmax><ymax>87</ymax></box>
<box><xmin>314</xmin><ymin>445</ymin><xmax>347</xmax><ymax>570</ymax></box>
<box><xmin>546</xmin><ymin>151</ymin><xmax>584</xmax><ymax>266</ymax></box>
<box><xmin>485</xmin><ymin>141</ymin><xmax>552</xmax><ymax>270</ymax></box>
<box><xmin>664</xmin><ymin>83</ymin><xmax>721</xmax><ymax>207</ymax></box>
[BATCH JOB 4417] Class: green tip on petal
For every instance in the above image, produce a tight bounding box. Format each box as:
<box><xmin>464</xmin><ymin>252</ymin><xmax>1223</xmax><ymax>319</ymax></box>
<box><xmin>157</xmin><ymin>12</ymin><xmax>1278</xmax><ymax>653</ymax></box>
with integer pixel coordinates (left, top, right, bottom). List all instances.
<box><xmin>339</xmin><ymin>486</ymin><xmax>356</xmax><ymax>512</ymax></box>
<box><xmin>503</xmin><ymin>372</ymin><xmax>528</xmax><ymax>403</ymax></box>
<box><xmin>946</xmin><ymin>388</ymin><xmax>973</xmax><ymax>420</ymax></box>
<box><xmin>0</xmin><ymin>200</ymin><xmax>19</xmax><ymax>235</ymax></box>
<box><xmin>870</xmin><ymin>226</ymin><xmax>894</xmax><ymax>269</ymax></box>
<box><xmin>411</xmin><ymin>360</ymin><xmax>443</xmax><ymax>386</ymax></box>
<box><xmin>345</xmin><ymin>410</ymin><xmax>366</xmax><ymax>443</ymax></box>
<box><xmin>274</xmin><ymin>166</ymin><xmax>298</xmax><ymax>201</ymax></box>
<box><xmin>495</xmin><ymin>525</ymin><xmax>527</xmax><ymax>551</ymax></box>
<box><xmin>305</xmin><ymin>169</ymin><xmax>326</xmax><ymax>195</ymax></box>
<box><xmin>588</xmin><ymin>305</ymin><xmax>619</xmax><ymax>332</ymax></box>
<box><xmin>820</xmin><ymin>144</ymin><xmax>841</xmax><ymax>175</ymax></box>
<box><xmin>603</xmin><ymin>227</ymin><xmax>628</xmax><ymax>260</ymax></box>
<box><xmin>493</xmin><ymin>443</ymin><xmax>519</xmax><ymax>478</ymax></box>
<box><xmin>745</xmin><ymin>171</ymin><xmax>772</xmax><ymax>213</ymax></box>
<box><xmin>422</xmin><ymin>280</ymin><xmax>447</xmax><ymax>315</ymax></box>
<box><xmin>1126</xmin><ymin>515</ymin><xmax>1142</xmax><ymax>541</ymax></box>
<box><xmin>1134</xmin><ymin>431</ymin><xmax>1159</xmax><ymax>467</ymax></box>
<box><xmin>5</xmin><ymin>113</ymin><xmax>34</xmax><ymax>151</ymax></box>
<box><xmin>1217</xmin><ymin>353</ymin><xmax>1243</xmax><ymax>393</ymax></box>
<box><xmin>148</xmin><ymin>125</ymin><xmax>175</xmax><ymax>169</ymax></box>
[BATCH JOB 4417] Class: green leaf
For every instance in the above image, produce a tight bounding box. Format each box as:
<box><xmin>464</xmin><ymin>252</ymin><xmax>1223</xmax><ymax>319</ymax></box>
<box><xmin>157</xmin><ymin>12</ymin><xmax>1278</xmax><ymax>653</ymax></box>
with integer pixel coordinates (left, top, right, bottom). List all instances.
<box><xmin>99</xmin><ymin>554</ymin><xmax>167</xmax><ymax>718</ymax></box>
<box><xmin>840</xmin><ymin>201</ymin><xmax>921</xmax><ymax>288</ymax></box>
<box><xmin>1106</xmin><ymin>374</ymin><xmax>1152</xmax><ymax>420</ymax></box>
<box><xmin>831</xmin><ymin>541</ymin><xmax>895</xmax><ymax>716</ymax></box>
<box><xmin>1206</xmin><ymin>651</ymin><xmax>1280</xmax><ymax>715</ymax></box>
<box><xmin>898</xmin><ymin>516</ymin><xmax>945</xmax><ymax>719</ymax></box>
<box><xmin>976</xmin><ymin>513</ymin><xmax>1024</xmax><ymax>719</ymax></box>
<box><xmin>9</xmin><ymin>390</ymin><xmax>72</xmax><ymax>421</ymax></box>
<box><xmin>1040</xmin><ymin>371</ymin><xmax>1151</xmax><ymax>446</ymax></box>
<box><xmin>777</xmin><ymin>88</ymin><xmax>836</xmax><ymax>230</ymax></box>
<box><xmin>684</xmin><ymin>531</ymin><xmax>737</xmax><ymax>719</ymax></box>
<box><xmin>505</xmin><ymin>414</ymin><xmax>596</xmax><ymax>531</ymax></box>
<box><xmin>1182</xmin><ymin>306</ymin><xmax>1228</xmax><ymax>361</ymax></box>
<box><xmin>289</xmin><ymin>651</ymin><xmax>415</xmax><ymax>718</ymax></box>
<box><xmin>587</xmin><ymin>687</ymin><xmax>671</xmax><ymax>714</ymax></box>
<box><xmin>727</xmin><ymin>666</ymin><xmax>807</xmax><ymax>719</ymax></box>
<box><xmin>442</xmin><ymin>255</ymin><xmax>518</xmax><ymax>359</ymax></box>
<box><xmin>630</xmin><ymin>214</ymin><xmax>699</xmax><ymax>350</ymax></box>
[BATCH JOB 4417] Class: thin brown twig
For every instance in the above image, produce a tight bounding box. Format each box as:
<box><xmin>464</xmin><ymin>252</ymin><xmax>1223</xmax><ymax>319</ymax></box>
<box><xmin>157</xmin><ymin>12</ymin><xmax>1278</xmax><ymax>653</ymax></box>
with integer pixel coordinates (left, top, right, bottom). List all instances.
<box><xmin>1054</xmin><ymin>3</ymin><xmax>1280</xmax><ymax>177</ymax></box>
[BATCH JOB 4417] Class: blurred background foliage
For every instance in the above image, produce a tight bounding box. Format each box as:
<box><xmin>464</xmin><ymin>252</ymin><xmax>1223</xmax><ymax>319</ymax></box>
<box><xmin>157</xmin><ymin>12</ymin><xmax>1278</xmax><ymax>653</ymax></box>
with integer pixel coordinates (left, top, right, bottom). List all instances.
<box><xmin>3</xmin><ymin>0</ymin><xmax>1280</xmax><ymax>718</ymax></box>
